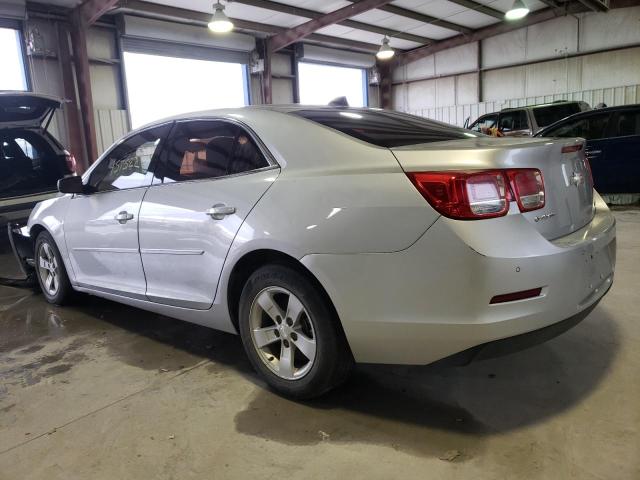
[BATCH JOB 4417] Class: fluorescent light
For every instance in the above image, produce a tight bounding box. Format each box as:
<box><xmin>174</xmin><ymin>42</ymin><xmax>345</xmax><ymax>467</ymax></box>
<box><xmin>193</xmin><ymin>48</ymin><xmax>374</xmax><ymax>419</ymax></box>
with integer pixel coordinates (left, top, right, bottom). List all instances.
<box><xmin>209</xmin><ymin>2</ymin><xmax>234</xmax><ymax>33</ymax></box>
<box><xmin>505</xmin><ymin>0</ymin><xmax>529</xmax><ymax>20</ymax></box>
<box><xmin>376</xmin><ymin>36</ymin><xmax>394</xmax><ymax>60</ymax></box>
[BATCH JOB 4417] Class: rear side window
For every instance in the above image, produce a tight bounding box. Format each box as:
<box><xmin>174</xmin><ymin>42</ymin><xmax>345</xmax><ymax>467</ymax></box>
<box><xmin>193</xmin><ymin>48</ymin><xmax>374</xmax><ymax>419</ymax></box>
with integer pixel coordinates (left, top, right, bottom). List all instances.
<box><xmin>543</xmin><ymin>113</ymin><xmax>610</xmax><ymax>140</ymax></box>
<box><xmin>159</xmin><ymin>120</ymin><xmax>269</xmax><ymax>183</ymax></box>
<box><xmin>291</xmin><ymin>109</ymin><xmax>474</xmax><ymax>148</ymax></box>
<box><xmin>612</xmin><ymin>110</ymin><xmax>640</xmax><ymax>137</ymax></box>
<box><xmin>533</xmin><ymin>104</ymin><xmax>581</xmax><ymax>128</ymax></box>
<box><xmin>498</xmin><ymin>110</ymin><xmax>529</xmax><ymax>132</ymax></box>
<box><xmin>0</xmin><ymin>130</ymin><xmax>62</xmax><ymax>199</ymax></box>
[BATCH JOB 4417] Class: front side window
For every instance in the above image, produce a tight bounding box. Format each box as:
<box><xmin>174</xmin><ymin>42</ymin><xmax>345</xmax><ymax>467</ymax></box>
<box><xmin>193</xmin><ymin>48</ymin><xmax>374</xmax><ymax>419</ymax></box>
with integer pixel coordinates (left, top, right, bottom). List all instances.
<box><xmin>159</xmin><ymin>120</ymin><xmax>269</xmax><ymax>183</ymax></box>
<box><xmin>544</xmin><ymin>113</ymin><xmax>610</xmax><ymax>140</ymax></box>
<box><xmin>470</xmin><ymin>114</ymin><xmax>497</xmax><ymax>133</ymax></box>
<box><xmin>0</xmin><ymin>130</ymin><xmax>62</xmax><ymax>199</ymax></box>
<box><xmin>498</xmin><ymin>110</ymin><xmax>529</xmax><ymax>132</ymax></box>
<box><xmin>88</xmin><ymin>124</ymin><xmax>170</xmax><ymax>192</ymax></box>
<box><xmin>612</xmin><ymin>110</ymin><xmax>640</xmax><ymax>137</ymax></box>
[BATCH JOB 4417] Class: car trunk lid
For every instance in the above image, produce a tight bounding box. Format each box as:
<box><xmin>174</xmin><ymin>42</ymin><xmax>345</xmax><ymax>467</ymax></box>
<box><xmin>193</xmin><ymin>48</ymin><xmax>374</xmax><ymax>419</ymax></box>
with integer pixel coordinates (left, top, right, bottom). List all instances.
<box><xmin>392</xmin><ymin>136</ymin><xmax>594</xmax><ymax>240</ymax></box>
<box><xmin>0</xmin><ymin>92</ymin><xmax>61</xmax><ymax>130</ymax></box>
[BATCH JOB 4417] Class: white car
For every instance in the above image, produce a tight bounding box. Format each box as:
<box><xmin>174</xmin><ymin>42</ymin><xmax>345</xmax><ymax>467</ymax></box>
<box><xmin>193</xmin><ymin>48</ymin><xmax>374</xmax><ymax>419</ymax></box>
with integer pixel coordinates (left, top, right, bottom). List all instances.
<box><xmin>11</xmin><ymin>106</ymin><xmax>616</xmax><ymax>398</ymax></box>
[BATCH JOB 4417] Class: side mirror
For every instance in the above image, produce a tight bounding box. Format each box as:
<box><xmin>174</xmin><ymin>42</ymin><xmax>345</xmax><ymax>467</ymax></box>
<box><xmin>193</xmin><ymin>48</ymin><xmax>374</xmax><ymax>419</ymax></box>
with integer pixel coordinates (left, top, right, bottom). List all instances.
<box><xmin>58</xmin><ymin>175</ymin><xmax>85</xmax><ymax>194</ymax></box>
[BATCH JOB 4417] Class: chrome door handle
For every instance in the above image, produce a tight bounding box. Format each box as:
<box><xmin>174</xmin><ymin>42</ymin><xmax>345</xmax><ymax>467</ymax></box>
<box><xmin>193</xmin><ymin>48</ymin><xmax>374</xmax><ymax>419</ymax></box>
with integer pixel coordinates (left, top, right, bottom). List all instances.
<box><xmin>586</xmin><ymin>150</ymin><xmax>602</xmax><ymax>156</ymax></box>
<box><xmin>206</xmin><ymin>204</ymin><xmax>236</xmax><ymax>220</ymax></box>
<box><xmin>115</xmin><ymin>211</ymin><xmax>134</xmax><ymax>224</ymax></box>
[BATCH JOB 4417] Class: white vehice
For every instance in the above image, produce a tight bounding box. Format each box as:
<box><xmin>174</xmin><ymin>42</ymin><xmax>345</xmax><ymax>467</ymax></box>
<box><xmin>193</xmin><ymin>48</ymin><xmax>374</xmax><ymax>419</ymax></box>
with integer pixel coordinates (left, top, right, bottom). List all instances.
<box><xmin>20</xmin><ymin>106</ymin><xmax>616</xmax><ymax>398</ymax></box>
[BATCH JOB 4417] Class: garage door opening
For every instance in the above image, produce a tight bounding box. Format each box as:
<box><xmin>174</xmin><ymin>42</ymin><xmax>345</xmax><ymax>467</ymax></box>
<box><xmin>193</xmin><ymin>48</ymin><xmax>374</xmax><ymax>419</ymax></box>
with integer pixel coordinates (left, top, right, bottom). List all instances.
<box><xmin>0</xmin><ymin>27</ymin><xmax>27</xmax><ymax>91</ymax></box>
<box><xmin>123</xmin><ymin>51</ymin><xmax>248</xmax><ymax>129</ymax></box>
<box><xmin>298</xmin><ymin>62</ymin><xmax>366</xmax><ymax>107</ymax></box>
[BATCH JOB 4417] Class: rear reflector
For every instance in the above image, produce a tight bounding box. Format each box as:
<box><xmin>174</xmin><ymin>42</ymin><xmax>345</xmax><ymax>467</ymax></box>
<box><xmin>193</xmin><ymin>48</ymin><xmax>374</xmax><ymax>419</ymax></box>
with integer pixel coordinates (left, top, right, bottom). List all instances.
<box><xmin>407</xmin><ymin>168</ymin><xmax>545</xmax><ymax>220</ymax></box>
<box><xmin>507</xmin><ymin>169</ymin><xmax>545</xmax><ymax>212</ymax></box>
<box><xmin>561</xmin><ymin>143</ymin><xmax>583</xmax><ymax>154</ymax></box>
<box><xmin>490</xmin><ymin>288</ymin><xmax>542</xmax><ymax>304</ymax></box>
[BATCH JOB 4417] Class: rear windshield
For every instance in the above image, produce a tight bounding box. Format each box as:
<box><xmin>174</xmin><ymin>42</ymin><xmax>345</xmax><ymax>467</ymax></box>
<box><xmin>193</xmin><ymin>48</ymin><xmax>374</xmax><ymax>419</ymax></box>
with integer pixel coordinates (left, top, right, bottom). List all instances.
<box><xmin>533</xmin><ymin>104</ymin><xmax>582</xmax><ymax>128</ymax></box>
<box><xmin>291</xmin><ymin>109</ymin><xmax>475</xmax><ymax>147</ymax></box>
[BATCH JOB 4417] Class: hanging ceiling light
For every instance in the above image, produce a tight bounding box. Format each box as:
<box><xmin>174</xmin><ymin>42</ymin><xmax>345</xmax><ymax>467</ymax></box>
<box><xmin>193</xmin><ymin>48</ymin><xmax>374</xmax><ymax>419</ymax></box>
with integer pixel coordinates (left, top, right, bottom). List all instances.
<box><xmin>376</xmin><ymin>36</ymin><xmax>394</xmax><ymax>60</ymax></box>
<box><xmin>208</xmin><ymin>1</ymin><xmax>234</xmax><ymax>33</ymax></box>
<box><xmin>505</xmin><ymin>0</ymin><xmax>530</xmax><ymax>20</ymax></box>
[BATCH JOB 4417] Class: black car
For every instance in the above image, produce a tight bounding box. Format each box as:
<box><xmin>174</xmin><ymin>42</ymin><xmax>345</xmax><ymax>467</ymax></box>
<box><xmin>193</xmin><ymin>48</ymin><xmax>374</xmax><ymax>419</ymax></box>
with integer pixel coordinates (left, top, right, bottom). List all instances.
<box><xmin>536</xmin><ymin>104</ymin><xmax>640</xmax><ymax>194</ymax></box>
<box><xmin>1</xmin><ymin>92</ymin><xmax>76</xmax><ymax>279</ymax></box>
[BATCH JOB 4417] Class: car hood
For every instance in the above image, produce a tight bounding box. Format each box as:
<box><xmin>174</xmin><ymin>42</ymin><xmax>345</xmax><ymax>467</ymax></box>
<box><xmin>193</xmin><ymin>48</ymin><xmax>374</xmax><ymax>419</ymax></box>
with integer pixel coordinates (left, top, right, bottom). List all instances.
<box><xmin>0</xmin><ymin>92</ymin><xmax>62</xmax><ymax>129</ymax></box>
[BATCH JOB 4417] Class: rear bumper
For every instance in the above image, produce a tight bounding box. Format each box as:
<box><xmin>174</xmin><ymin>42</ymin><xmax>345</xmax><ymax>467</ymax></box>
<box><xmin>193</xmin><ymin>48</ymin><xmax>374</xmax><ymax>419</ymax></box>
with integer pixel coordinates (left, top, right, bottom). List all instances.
<box><xmin>302</xmin><ymin>194</ymin><xmax>616</xmax><ymax>365</ymax></box>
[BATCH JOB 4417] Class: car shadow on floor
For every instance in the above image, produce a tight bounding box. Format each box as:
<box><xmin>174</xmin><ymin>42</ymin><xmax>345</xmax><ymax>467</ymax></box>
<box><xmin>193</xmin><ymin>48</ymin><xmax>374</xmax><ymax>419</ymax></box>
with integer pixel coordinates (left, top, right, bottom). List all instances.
<box><xmin>1</xmin><ymin>288</ymin><xmax>620</xmax><ymax>459</ymax></box>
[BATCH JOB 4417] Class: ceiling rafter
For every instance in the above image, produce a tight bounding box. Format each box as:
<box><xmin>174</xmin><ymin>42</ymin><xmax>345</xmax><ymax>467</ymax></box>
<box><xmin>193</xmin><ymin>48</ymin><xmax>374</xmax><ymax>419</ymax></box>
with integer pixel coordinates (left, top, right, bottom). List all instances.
<box><xmin>234</xmin><ymin>0</ymin><xmax>434</xmax><ymax>44</ymax></box>
<box><xmin>112</xmin><ymin>0</ymin><xmax>385</xmax><ymax>53</ymax></box>
<box><xmin>345</xmin><ymin>0</ymin><xmax>473</xmax><ymax>35</ymax></box>
<box><xmin>444</xmin><ymin>0</ymin><xmax>505</xmax><ymax>19</ymax></box>
<box><xmin>396</xmin><ymin>2</ymin><xmax>590</xmax><ymax>65</ymax></box>
<box><xmin>267</xmin><ymin>0</ymin><xmax>395</xmax><ymax>52</ymax></box>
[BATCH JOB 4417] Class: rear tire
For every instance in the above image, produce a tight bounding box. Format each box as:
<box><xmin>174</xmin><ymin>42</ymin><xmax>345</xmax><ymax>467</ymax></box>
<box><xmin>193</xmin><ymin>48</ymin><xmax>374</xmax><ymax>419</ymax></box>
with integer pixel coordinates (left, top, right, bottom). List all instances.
<box><xmin>238</xmin><ymin>264</ymin><xmax>353</xmax><ymax>399</ymax></box>
<box><xmin>35</xmin><ymin>231</ymin><xmax>73</xmax><ymax>305</ymax></box>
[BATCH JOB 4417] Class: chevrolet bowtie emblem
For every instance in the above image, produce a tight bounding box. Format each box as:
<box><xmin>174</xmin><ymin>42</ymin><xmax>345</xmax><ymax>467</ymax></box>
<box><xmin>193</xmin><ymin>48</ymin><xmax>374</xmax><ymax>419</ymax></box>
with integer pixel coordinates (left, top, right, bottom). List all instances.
<box><xmin>570</xmin><ymin>171</ymin><xmax>585</xmax><ymax>186</ymax></box>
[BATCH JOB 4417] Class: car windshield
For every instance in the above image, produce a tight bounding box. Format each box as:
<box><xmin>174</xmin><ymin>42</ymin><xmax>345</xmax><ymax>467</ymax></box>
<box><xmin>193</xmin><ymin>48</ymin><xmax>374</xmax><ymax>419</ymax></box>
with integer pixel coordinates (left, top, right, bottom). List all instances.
<box><xmin>291</xmin><ymin>109</ymin><xmax>476</xmax><ymax>147</ymax></box>
<box><xmin>0</xmin><ymin>130</ymin><xmax>63</xmax><ymax>199</ymax></box>
<box><xmin>533</xmin><ymin>104</ymin><xmax>582</xmax><ymax>128</ymax></box>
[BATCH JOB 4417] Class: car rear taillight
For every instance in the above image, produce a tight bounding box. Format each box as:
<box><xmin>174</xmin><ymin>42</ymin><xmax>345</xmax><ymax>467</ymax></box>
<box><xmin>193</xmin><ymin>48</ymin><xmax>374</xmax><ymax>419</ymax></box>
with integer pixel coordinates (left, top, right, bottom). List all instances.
<box><xmin>507</xmin><ymin>169</ymin><xmax>545</xmax><ymax>212</ymax></box>
<box><xmin>407</xmin><ymin>168</ymin><xmax>546</xmax><ymax>220</ymax></box>
<box><xmin>407</xmin><ymin>170</ymin><xmax>510</xmax><ymax>219</ymax></box>
<box><xmin>64</xmin><ymin>150</ymin><xmax>77</xmax><ymax>174</ymax></box>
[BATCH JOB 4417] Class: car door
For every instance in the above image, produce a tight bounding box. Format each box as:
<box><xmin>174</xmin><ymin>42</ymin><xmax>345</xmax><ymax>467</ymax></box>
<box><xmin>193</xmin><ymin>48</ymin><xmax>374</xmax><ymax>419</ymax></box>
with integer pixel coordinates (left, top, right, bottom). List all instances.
<box><xmin>64</xmin><ymin>123</ymin><xmax>171</xmax><ymax>297</ymax></box>
<box><xmin>138</xmin><ymin>119</ymin><xmax>279</xmax><ymax>309</ymax></box>
<box><xmin>468</xmin><ymin>113</ymin><xmax>498</xmax><ymax>134</ymax></box>
<box><xmin>604</xmin><ymin>109</ymin><xmax>640</xmax><ymax>193</ymax></box>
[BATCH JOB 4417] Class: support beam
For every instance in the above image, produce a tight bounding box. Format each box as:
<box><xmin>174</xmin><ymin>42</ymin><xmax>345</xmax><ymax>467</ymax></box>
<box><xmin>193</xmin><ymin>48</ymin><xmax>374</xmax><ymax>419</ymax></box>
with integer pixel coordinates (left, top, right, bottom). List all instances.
<box><xmin>346</xmin><ymin>0</ymin><xmax>473</xmax><ymax>35</ymax></box>
<box><xmin>77</xmin><ymin>0</ymin><xmax>120</xmax><ymax>25</ymax></box>
<box><xmin>378</xmin><ymin>63</ymin><xmax>393</xmax><ymax>109</ymax></box>
<box><xmin>114</xmin><ymin>1</ymin><xmax>386</xmax><ymax>53</ymax></box>
<box><xmin>267</xmin><ymin>0</ymin><xmax>394</xmax><ymax>53</ymax></box>
<box><xmin>397</xmin><ymin>3</ymin><xmax>589</xmax><ymax>66</ymax></box>
<box><xmin>444</xmin><ymin>0</ymin><xmax>505</xmax><ymax>19</ymax></box>
<box><xmin>69</xmin><ymin>8</ymin><xmax>99</xmax><ymax>164</ymax></box>
<box><xmin>56</xmin><ymin>22</ymin><xmax>88</xmax><ymax>172</ymax></box>
<box><xmin>235</xmin><ymin>0</ymin><xmax>434</xmax><ymax>44</ymax></box>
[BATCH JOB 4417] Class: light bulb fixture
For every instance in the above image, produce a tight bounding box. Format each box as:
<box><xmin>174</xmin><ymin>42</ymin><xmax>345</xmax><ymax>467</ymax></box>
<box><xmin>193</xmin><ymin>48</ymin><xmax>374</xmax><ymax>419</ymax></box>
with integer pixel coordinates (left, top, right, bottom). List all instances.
<box><xmin>505</xmin><ymin>0</ymin><xmax>529</xmax><ymax>20</ymax></box>
<box><xmin>208</xmin><ymin>1</ymin><xmax>234</xmax><ymax>33</ymax></box>
<box><xmin>376</xmin><ymin>36</ymin><xmax>394</xmax><ymax>60</ymax></box>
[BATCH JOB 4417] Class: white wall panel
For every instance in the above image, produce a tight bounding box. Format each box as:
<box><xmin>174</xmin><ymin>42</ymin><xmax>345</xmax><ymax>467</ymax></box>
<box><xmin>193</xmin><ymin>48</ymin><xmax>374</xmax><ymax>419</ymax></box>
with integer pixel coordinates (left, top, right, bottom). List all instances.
<box><xmin>482</xmin><ymin>29</ymin><xmax>526</xmax><ymax>69</ymax></box>
<box><xmin>483</xmin><ymin>66</ymin><xmax>525</xmax><ymax>101</ymax></box>
<box><xmin>435</xmin><ymin>76</ymin><xmax>455</xmax><ymax>107</ymax></box>
<box><xmin>434</xmin><ymin>42</ymin><xmax>478</xmax><ymax>76</ymax></box>
<box><xmin>581</xmin><ymin>48</ymin><xmax>640</xmax><ymax>91</ymax></box>
<box><xmin>525</xmin><ymin>16</ymin><xmax>578</xmax><ymax>62</ymax></box>
<box><xmin>579</xmin><ymin>7</ymin><xmax>640</xmax><ymax>52</ymax></box>
<box><xmin>407</xmin><ymin>79</ymin><xmax>435</xmax><ymax>110</ymax></box>
<box><xmin>456</xmin><ymin>73</ymin><xmax>479</xmax><ymax>105</ymax></box>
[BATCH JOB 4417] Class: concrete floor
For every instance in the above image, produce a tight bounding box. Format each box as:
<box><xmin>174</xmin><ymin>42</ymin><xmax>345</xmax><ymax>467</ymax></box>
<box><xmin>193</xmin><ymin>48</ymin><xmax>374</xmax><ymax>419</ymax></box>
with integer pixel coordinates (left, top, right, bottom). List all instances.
<box><xmin>0</xmin><ymin>210</ymin><xmax>638</xmax><ymax>480</ymax></box>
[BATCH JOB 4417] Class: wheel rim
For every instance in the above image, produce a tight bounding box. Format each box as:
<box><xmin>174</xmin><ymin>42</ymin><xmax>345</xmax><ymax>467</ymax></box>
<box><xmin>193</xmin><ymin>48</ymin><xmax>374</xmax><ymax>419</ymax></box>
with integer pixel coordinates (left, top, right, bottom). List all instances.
<box><xmin>249</xmin><ymin>286</ymin><xmax>317</xmax><ymax>381</ymax></box>
<box><xmin>37</xmin><ymin>242</ymin><xmax>59</xmax><ymax>297</ymax></box>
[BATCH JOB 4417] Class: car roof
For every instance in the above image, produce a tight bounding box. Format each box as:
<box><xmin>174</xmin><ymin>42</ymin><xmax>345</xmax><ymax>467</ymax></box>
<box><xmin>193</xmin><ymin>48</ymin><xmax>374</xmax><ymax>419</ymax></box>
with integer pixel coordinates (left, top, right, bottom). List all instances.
<box><xmin>501</xmin><ymin>100</ymin><xmax>586</xmax><ymax>112</ymax></box>
<box><xmin>536</xmin><ymin>103</ymin><xmax>640</xmax><ymax>135</ymax></box>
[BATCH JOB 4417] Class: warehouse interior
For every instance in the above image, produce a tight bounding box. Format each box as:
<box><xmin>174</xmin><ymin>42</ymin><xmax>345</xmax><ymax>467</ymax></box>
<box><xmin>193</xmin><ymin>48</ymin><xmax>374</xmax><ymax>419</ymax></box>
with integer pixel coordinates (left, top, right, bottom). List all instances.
<box><xmin>1</xmin><ymin>0</ymin><xmax>639</xmax><ymax>478</ymax></box>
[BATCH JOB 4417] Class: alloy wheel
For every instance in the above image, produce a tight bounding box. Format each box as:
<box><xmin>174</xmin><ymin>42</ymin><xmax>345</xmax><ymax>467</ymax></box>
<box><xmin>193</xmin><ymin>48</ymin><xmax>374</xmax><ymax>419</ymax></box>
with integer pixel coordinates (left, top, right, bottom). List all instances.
<box><xmin>38</xmin><ymin>242</ymin><xmax>59</xmax><ymax>297</ymax></box>
<box><xmin>249</xmin><ymin>286</ymin><xmax>317</xmax><ymax>380</ymax></box>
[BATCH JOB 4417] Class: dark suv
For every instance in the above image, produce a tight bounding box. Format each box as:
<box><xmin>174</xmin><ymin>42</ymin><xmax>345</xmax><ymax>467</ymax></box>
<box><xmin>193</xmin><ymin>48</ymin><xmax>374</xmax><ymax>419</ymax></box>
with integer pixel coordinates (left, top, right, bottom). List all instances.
<box><xmin>466</xmin><ymin>101</ymin><xmax>591</xmax><ymax>137</ymax></box>
<box><xmin>1</xmin><ymin>92</ymin><xmax>76</xmax><ymax>279</ymax></box>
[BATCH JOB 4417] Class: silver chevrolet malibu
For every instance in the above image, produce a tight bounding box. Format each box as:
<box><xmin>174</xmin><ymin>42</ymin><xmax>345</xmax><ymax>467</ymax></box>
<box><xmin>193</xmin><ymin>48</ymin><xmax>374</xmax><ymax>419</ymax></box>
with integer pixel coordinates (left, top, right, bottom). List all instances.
<box><xmin>10</xmin><ymin>106</ymin><xmax>616</xmax><ymax>398</ymax></box>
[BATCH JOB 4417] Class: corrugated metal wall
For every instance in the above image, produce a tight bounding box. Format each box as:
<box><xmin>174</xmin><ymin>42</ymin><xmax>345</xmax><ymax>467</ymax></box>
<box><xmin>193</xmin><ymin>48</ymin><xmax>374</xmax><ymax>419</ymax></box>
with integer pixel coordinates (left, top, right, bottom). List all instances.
<box><xmin>410</xmin><ymin>83</ymin><xmax>640</xmax><ymax>127</ymax></box>
<box><xmin>94</xmin><ymin>109</ymin><xmax>130</xmax><ymax>153</ymax></box>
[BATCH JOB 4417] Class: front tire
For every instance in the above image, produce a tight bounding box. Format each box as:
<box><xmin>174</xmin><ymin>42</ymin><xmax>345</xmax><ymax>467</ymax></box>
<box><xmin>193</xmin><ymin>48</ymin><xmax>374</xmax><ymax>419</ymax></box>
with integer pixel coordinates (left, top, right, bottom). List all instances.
<box><xmin>35</xmin><ymin>231</ymin><xmax>73</xmax><ymax>305</ymax></box>
<box><xmin>238</xmin><ymin>264</ymin><xmax>353</xmax><ymax>399</ymax></box>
